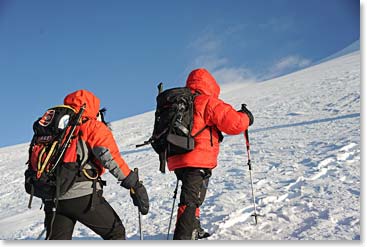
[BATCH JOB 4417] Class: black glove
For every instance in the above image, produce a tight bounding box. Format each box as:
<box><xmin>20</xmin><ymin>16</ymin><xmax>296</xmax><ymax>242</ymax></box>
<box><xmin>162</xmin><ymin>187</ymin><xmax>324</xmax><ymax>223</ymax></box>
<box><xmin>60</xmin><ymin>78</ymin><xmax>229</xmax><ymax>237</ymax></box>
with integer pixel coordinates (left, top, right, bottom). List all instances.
<box><xmin>238</xmin><ymin>104</ymin><xmax>254</xmax><ymax>126</ymax></box>
<box><xmin>130</xmin><ymin>181</ymin><xmax>149</xmax><ymax>215</ymax></box>
<box><xmin>120</xmin><ymin>169</ymin><xmax>149</xmax><ymax>215</ymax></box>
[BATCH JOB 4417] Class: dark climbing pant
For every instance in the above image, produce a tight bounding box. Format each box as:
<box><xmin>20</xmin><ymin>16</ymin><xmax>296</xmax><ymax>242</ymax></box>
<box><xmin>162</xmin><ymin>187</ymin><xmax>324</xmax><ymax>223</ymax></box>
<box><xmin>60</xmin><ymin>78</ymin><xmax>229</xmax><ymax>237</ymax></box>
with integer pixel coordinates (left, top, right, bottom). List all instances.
<box><xmin>44</xmin><ymin>191</ymin><xmax>126</xmax><ymax>240</ymax></box>
<box><xmin>173</xmin><ymin>167</ymin><xmax>211</xmax><ymax>240</ymax></box>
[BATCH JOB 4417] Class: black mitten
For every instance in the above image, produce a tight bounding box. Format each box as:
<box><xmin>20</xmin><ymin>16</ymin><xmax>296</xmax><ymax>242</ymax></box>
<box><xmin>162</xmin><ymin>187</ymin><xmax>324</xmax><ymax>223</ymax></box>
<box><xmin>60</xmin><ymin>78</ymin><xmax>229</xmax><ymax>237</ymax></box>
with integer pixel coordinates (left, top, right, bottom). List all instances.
<box><xmin>130</xmin><ymin>182</ymin><xmax>149</xmax><ymax>215</ymax></box>
<box><xmin>121</xmin><ymin>169</ymin><xmax>149</xmax><ymax>215</ymax></box>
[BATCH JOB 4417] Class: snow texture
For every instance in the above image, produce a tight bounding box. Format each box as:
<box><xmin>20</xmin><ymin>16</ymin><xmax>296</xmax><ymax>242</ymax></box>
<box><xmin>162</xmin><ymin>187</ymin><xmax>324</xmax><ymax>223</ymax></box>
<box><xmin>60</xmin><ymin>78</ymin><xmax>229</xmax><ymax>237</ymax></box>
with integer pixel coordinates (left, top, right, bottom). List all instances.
<box><xmin>0</xmin><ymin>51</ymin><xmax>360</xmax><ymax>240</ymax></box>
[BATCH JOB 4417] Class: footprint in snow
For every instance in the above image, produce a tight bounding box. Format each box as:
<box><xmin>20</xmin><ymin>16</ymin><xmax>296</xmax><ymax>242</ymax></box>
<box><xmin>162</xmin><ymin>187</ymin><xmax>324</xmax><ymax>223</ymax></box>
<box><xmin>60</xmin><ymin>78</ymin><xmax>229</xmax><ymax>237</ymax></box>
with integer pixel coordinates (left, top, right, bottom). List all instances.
<box><xmin>286</xmin><ymin>112</ymin><xmax>306</xmax><ymax>116</ymax></box>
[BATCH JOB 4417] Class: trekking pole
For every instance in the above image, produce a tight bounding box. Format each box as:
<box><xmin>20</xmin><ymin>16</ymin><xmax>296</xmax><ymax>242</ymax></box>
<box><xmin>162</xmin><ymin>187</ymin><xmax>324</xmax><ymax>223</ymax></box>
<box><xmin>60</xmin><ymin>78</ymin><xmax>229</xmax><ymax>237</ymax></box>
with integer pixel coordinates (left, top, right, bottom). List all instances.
<box><xmin>36</xmin><ymin>228</ymin><xmax>47</xmax><ymax>240</ymax></box>
<box><xmin>133</xmin><ymin>168</ymin><xmax>144</xmax><ymax>240</ymax></box>
<box><xmin>244</xmin><ymin>129</ymin><xmax>259</xmax><ymax>225</ymax></box>
<box><xmin>167</xmin><ymin>179</ymin><xmax>179</xmax><ymax>240</ymax></box>
<box><xmin>138</xmin><ymin>209</ymin><xmax>143</xmax><ymax>240</ymax></box>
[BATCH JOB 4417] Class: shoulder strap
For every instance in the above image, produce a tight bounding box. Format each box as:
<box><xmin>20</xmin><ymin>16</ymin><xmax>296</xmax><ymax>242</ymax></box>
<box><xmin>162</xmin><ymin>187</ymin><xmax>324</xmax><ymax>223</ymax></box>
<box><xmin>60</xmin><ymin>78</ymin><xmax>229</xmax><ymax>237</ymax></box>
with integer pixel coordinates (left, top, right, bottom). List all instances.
<box><xmin>192</xmin><ymin>125</ymin><xmax>209</xmax><ymax>138</ymax></box>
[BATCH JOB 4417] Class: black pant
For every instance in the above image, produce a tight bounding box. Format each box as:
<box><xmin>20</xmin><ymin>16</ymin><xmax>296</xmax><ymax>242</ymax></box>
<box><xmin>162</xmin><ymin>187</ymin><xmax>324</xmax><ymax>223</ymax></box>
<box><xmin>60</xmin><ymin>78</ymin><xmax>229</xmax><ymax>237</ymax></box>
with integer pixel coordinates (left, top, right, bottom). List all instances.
<box><xmin>44</xmin><ymin>192</ymin><xmax>126</xmax><ymax>240</ymax></box>
<box><xmin>173</xmin><ymin>167</ymin><xmax>211</xmax><ymax>240</ymax></box>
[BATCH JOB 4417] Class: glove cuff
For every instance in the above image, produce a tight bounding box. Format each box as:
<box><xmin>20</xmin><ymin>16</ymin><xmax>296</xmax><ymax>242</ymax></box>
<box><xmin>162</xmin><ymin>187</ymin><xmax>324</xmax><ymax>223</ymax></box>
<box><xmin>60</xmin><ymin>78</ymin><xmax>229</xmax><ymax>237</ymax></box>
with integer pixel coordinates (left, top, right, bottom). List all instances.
<box><xmin>120</xmin><ymin>170</ymin><xmax>138</xmax><ymax>189</ymax></box>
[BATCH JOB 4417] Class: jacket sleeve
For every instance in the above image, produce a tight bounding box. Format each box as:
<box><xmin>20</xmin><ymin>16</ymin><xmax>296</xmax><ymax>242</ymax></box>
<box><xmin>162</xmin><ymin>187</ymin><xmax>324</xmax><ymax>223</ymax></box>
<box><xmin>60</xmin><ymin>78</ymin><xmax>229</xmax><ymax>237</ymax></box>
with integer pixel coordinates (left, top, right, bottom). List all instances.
<box><xmin>206</xmin><ymin>97</ymin><xmax>250</xmax><ymax>135</ymax></box>
<box><xmin>86</xmin><ymin>121</ymin><xmax>131</xmax><ymax>181</ymax></box>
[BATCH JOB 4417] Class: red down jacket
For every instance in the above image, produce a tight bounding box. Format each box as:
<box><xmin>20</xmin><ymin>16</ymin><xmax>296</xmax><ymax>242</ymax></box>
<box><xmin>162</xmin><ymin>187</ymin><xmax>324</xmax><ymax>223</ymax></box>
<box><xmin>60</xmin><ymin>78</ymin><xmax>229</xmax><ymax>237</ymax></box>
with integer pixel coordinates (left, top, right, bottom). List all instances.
<box><xmin>167</xmin><ymin>68</ymin><xmax>250</xmax><ymax>171</ymax></box>
<box><xmin>63</xmin><ymin>89</ymin><xmax>131</xmax><ymax>180</ymax></box>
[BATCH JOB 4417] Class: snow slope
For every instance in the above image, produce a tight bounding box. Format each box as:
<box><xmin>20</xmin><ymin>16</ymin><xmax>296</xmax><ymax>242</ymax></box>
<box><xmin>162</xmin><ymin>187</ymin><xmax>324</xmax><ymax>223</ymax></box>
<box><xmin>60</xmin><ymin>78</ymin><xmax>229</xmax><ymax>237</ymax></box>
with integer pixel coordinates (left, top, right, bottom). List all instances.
<box><xmin>0</xmin><ymin>50</ymin><xmax>360</xmax><ymax>240</ymax></box>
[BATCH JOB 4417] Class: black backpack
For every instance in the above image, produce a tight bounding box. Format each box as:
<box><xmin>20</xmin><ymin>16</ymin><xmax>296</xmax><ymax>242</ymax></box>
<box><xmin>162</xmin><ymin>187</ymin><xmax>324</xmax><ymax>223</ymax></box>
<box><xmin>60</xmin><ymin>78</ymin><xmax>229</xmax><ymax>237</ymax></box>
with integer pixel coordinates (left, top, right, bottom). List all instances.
<box><xmin>137</xmin><ymin>83</ymin><xmax>208</xmax><ymax>173</ymax></box>
<box><xmin>24</xmin><ymin>104</ymin><xmax>86</xmax><ymax>206</ymax></box>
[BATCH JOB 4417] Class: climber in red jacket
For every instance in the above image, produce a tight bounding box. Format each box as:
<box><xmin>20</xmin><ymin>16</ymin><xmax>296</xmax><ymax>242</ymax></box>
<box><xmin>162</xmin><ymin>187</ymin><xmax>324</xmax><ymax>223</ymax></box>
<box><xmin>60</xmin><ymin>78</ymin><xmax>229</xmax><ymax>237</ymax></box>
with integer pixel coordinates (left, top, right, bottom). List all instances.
<box><xmin>167</xmin><ymin>68</ymin><xmax>254</xmax><ymax>240</ymax></box>
<box><xmin>42</xmin><ymin>90</ymin><xmax>149</xmax><ymax>240</ymax></box>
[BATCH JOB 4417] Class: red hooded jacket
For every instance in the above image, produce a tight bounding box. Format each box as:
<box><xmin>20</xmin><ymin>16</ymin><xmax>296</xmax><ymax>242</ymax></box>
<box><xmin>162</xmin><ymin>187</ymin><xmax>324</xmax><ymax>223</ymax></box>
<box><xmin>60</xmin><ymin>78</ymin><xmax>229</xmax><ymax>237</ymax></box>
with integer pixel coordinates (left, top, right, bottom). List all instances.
<box><xmin>63</xmin><ymin>89</ymin><xmax>131</xmax><ymax>180</ymax></box>
<box><xmin>167</xmin><ymin>68</ymin><xmax>250</xmax><ymax>171</ymax></box>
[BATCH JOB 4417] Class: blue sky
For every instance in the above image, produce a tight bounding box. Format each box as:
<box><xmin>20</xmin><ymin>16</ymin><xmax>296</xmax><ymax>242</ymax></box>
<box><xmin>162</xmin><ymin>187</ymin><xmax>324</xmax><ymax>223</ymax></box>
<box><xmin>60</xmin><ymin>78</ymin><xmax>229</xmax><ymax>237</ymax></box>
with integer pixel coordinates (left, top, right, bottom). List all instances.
<box><xmin>0</xmin><ymin>0</ymin><xmax>360</xmax><ymax>147</ymax></box>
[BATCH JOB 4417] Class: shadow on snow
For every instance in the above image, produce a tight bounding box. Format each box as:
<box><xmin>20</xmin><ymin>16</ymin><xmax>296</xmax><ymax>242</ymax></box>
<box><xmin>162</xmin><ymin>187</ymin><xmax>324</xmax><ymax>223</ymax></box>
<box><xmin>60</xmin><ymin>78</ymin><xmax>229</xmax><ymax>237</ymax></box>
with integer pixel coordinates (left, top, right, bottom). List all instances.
<box><xmin>252</xmin><ymin>113</ymin><xmax>360</xmax><ymax>133</ymax></box>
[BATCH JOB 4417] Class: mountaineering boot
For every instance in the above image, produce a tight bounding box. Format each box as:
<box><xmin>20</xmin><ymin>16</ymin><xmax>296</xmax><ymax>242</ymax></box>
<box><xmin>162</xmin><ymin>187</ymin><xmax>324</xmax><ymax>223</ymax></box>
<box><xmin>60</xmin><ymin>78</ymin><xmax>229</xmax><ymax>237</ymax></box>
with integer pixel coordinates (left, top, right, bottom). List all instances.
<box><xmin>198</xmin><ymin>227</ymin><xmax>211</xmax><ymax>239</ymax></box>
<box><xmin>196</xmin><ymin>218</ymin><xmax>211</xmax><ymax>239</ymax></box>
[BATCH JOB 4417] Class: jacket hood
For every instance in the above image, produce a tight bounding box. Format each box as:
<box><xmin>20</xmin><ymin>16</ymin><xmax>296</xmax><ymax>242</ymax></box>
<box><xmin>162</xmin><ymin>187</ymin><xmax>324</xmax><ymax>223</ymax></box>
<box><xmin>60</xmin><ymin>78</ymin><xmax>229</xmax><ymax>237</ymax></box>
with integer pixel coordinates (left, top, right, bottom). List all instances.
<box><xmin>186</xmin><ymin>68</ymin><xmax>220</xmax><ymax>98</ymax></box>
<box><xmin>64</xmin><ymin>89</ymin><xmax>100</xmax><ymax>119</ymax></box>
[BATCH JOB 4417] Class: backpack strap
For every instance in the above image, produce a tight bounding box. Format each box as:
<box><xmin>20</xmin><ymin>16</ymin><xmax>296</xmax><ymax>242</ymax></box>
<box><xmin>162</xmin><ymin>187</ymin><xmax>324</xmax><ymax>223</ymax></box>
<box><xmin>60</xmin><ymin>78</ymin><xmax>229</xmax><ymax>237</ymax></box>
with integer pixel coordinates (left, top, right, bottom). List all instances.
<box><xmin>159</xmin><ymin>149</ymin><xmax>167</xmax><ymax>173</ymax></box>
<box><xmin>76</xmin><ymin>129</ymin><xmax>101</xmax><ymax>211</ymax></box>
<box><xmin>192</xmin><ymin>125</ymin><xmax>224</xmax><ymax>145</ymax></box>
<box><xmin>46</xmin><ymin>166</ymin><xmax>61</xmax><ymax>240</ymax></box>
<box><xmin>27</xmin><ymin>182</ymin><xmax>34</xmax><ymax>209</ymax></box>
<box><xmin>192</xmin><ymin>126</ymin><xmax>209</xmax><ymax>138</ymax></box>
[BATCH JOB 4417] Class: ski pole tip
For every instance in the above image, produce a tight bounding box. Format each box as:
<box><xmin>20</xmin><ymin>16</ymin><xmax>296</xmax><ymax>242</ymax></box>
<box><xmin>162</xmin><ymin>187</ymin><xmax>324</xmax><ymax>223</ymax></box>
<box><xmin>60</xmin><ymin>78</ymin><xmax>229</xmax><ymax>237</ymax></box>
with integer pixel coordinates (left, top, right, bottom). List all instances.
<box><xmin>251</xmin><ymin>213</ymin><xmax>259</xmax><ymax>225</ymax></box>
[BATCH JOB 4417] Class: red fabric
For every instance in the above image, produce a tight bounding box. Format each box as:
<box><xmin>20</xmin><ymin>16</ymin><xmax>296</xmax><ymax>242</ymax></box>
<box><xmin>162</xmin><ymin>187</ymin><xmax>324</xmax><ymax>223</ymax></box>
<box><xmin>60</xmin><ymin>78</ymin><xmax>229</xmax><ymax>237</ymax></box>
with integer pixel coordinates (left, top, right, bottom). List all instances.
<box><xmin>176</xmin><ymin>205</ymin><xmax>200</xmax><ymax>220</ymax></box>
<box><xmin>177</xmin><ymin>205</ymin><xmax>186</xmax><ymax>221</ymax></box>
<box><xmin>167</xmin><ymin>68</ymin><xmax>250</xmax><ymax>171</ymax></box>
<box><xmin>63</xmin><ymin>90</ymin><xmax>131</xmax><ymax>177</ymax></box>
<box><xmin>62</xmin><ymin>127</ymin><xmax>78</xmax><ymax>163</ymax></box>
<box><xmin>195</xmin><ymin>207</ymin><xmax>200</xmax><ymax>218</ymax></box>
<box><xmin>30</xmin><ymin>144</ymin><xmax>44</xmax><ymax>171</ymax></box>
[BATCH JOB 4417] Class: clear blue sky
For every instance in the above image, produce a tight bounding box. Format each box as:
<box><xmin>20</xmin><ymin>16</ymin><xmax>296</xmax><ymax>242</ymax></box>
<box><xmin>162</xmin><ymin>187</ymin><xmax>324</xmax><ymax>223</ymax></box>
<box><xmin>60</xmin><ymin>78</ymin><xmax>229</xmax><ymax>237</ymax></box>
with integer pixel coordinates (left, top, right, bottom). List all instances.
<box><xmin>0</xmin><ymin>0</ymin><xmax>360</xmax><ymax>147</ymax></box>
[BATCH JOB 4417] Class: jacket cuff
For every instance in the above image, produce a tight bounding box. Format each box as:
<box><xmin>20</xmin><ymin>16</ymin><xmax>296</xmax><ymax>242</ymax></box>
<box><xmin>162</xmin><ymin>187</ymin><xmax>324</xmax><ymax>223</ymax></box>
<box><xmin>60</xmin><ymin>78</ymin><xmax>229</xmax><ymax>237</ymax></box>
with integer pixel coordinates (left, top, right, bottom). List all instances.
<box><xmin>120</xmin><ymin>170</ymin><xmax>138</xmax><ymax>189</ymax></box>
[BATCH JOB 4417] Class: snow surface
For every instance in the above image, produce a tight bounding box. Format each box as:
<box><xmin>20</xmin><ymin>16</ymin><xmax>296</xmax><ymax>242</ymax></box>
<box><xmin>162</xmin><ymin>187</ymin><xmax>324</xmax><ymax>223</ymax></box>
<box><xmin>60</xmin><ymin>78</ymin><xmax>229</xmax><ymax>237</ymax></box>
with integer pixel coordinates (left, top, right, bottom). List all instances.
<box><xmin>0</xmin><ymin>51</ymin><xmax>360</xmax><ymax>241</ymax></box>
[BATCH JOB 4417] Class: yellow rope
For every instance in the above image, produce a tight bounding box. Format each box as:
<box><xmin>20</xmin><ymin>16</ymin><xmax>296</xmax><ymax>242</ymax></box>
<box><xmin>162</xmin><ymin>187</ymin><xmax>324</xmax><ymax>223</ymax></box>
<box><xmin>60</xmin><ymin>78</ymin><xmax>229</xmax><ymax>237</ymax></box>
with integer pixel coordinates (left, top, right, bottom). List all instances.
<box><xmin>37</xmin><ymin>141</ymin><xmax>58</xmax><ymax>179</ymax></box>
<box><xmin>37</xmin><ymin>148</ymin><xmax>46</xmax><ymax>171</ymax></box>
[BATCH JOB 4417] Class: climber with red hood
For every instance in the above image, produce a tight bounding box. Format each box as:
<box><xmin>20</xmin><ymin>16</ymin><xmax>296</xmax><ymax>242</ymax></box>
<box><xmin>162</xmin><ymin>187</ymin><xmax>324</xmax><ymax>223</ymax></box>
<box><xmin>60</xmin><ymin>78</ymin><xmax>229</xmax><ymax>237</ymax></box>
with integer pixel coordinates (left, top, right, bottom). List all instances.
<box><xmin>168</xmin><ymin>68</ymin><xmax>254</xmax><ymax>240</ymax></box>
<box><xmin>41</xmin><ymin>89</ymin><xmax>149</xmax><ymax>240</ymax></box>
